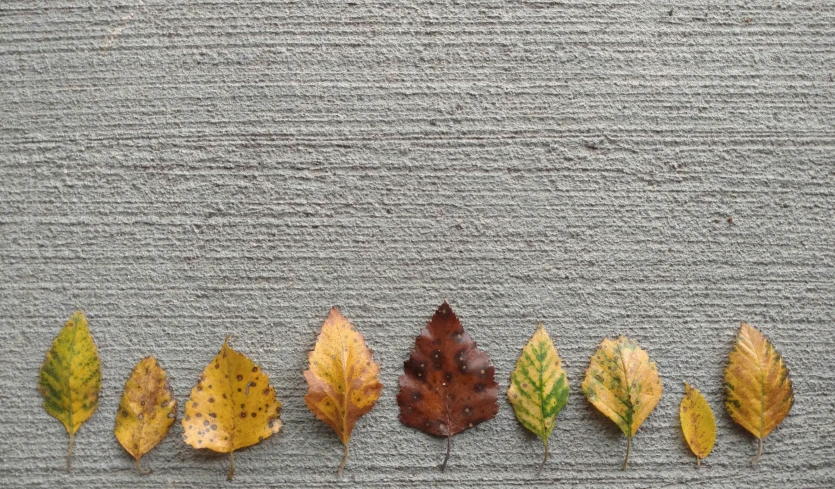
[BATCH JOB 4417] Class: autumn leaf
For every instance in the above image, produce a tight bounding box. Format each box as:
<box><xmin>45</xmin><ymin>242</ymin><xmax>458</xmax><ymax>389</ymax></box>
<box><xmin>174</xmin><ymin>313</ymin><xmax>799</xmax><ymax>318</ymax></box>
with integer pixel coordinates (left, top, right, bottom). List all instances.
<box><xmin>38</xmin><ymin>311</ymin><xmax>102</xmax><ymax>471</ymax></box>
<box><xmin>725</xmin><ymin>322</ymin><xmax>794</xmax><ymax>464</ymax></box>
<box><xmin>304</xmin><ymin>307</ymin><xmax>383</xmax><ymax>476</ymax></box>
<box><xmin>397</xmin><ymin>301</ymin><xmax>499</xmax><ymax>471</ymax></box>
<box><xmin>182</xmin><ymin>336</ymin><xmax>282</xmax><ymax>480</ymax></box>
<box><xmin>679</xmin><ymin>383</ymin><xmax>716</xmax><ymax>468</ymax></box>
<box><xmin>581</xmin><ymin>336</ymin><xmax>662</xmax><ymax>470</ymax></box>
<box><xmin>507</xmin><ymin>324</ymin><xmax>569</xmax><ymax>474</ymax></box>
<box><xmin>114</xmin><ymin>357</ymin><xmax>177</xmax><ymax>473</ymax></box>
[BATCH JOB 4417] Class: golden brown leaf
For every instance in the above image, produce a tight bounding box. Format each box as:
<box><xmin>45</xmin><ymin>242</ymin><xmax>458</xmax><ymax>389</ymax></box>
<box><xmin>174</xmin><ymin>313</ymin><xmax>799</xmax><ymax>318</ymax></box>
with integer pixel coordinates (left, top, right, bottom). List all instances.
<box><xmin>182</xmin><ymin>336</ymin><xmax>282</xmax><ymax>480</ymax></box>
<box><xmin>725</xmin><ymin>323</ymin><xmax>793</xmax><ymax>464</ymax></box>
<box><xmin>114</xmin><ymin>357</ymin><xmax>177</xmax><ymax>473</ymax></box>
<box><xmin>679</xmin><ymin>383</ymin><xmax>716</xmax><ymax>468</ymax></box>
<box><xmin>581</xmin><ymin>336</ymin><xmax>662</xmax><ymax>470</ymax></box>
<box><xmin>38</xmin><ymin>311</ymin><xmax>101</xmax><ymax>471</ymax></box>
<box><xmin>304</xmin><ymin>307</ymin><xmax>383</xmax><ymax>476</ymax></box>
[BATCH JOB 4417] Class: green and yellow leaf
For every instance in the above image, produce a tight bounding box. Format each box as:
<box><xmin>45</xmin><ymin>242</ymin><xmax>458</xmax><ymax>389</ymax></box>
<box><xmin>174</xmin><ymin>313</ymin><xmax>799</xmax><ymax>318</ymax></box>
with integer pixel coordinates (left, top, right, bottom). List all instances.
<box><xmin>507</xmin><ymin>324</ymin><xmax>569</xmax><ymax>474</ymax></box>
<box><xmin>114</xmin><ymin>357</ymin><xmax>177</xmax><ymax>473</ymax></box>
<box><xmin>182</xmin><ymin>336</ymin><xmax>283</xmax><ymax>480</ymax></box>
<box><xmin>725</xmin><ymin>322</ymin><xmax>793</xmax><ymax>464</ymax></box>
<box><xmin>38</xmin><ymin>311</ymin><xmax>102</xmax><ymax>471</ymax></box>
<box><xmin>679</xmin><ymin>383</ymin><xmax>716</xmax><ymax>468</ymax></box>
<box><xmin>581</xmin><ymin>336</ymin><xmax>662</xmax><ymax>470</ymax></box>
<box><xmin>304</xmin><ymin>307</ymin><xmax>383</xmax><ymax>476</ymax></box>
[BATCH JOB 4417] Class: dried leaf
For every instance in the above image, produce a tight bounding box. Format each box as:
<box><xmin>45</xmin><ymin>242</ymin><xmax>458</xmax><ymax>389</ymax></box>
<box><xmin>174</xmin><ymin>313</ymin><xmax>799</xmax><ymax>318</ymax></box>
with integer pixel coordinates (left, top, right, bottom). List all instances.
<box><xmin>397</xmin><ymin>301</ymin><xmax>499</xmax><ymax>471</ymax></box>
<box><xmin>114</xmin><ymin>357</ymin><xmax>177</xmax><ymax>473</ymax></box>
<box><xmin>38</xmin><ymin>311</ymin><xmax>102</xmax><ymax>471</ymax></box>
<box><xmin>725</xmin><ymin>322</ymin><xmax>793</xmax><ymax>464</ymax></box>
<box><xmin>581</xmin><ymin>336</ymin><xmax>662</xmax><ymax>470</ymax></box>
<box><xmin>304</xmin><ymin>307</ymin><xmax>383</xmax><ymax>476</ymax></box>
<box><xmin>182</xmin><ymin>336</ymin><xmax>282</xmax><ymax>480</ymax></box>
<box><xmin>679</xmin><ymin>383</ymin><xmax>716</xmax><ymax>468</ymax></box>
<box><xmin>507</xmin><ymin>324</ymin><xmax>569</xmax><ymax>474</ymax></box>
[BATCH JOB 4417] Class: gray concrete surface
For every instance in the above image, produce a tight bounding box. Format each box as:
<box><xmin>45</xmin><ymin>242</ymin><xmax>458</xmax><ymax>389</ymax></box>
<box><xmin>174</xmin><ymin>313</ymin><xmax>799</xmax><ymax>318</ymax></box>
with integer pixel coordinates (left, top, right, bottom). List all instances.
<box><xmin>1</xmin><ymin>1</ymin><xmax>834</xmax><ymax>487</ymax></box>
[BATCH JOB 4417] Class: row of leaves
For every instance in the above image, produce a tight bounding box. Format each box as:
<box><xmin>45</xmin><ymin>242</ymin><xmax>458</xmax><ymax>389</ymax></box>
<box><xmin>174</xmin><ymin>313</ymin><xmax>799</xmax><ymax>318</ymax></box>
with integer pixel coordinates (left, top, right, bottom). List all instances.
<box><xmin>39</xmin><ymin>302</ymin><xmax>793</xmax><ymax>480</ymax></box>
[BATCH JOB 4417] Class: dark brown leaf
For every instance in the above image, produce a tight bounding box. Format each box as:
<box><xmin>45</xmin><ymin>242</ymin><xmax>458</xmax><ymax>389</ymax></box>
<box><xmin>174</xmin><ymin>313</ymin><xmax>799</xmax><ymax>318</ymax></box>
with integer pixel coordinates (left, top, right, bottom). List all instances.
<box><xmin>397</xmin><ymin>301</ymin><xmax>499</xmax><ymax>471</ymax></box>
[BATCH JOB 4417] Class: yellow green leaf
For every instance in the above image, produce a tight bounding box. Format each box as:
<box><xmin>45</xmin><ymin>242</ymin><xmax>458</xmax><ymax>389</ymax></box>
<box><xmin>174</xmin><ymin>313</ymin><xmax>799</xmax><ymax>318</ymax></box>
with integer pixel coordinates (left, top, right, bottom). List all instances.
<box><xmin>679</xmin><ymin>383</ymin><xmax>716</xmax><ymax>468</ymax></box>
<box><xmin>182</xmin><ymin>336</ymin><xmax>282</xmax><ymax>480</ymax></box>
<box><xmin>581</xmin><ymin>336</ymin><xmax>662</xmax><ymax>470</ymax></box>
<box><xmin>303</xmin><ymin>307</ymin><xmax>383</xmax><ymax>476</ymax></box>
<box><xmin>38</xmin><ymin>311</ymin><xmax>102</xmax><ymax>471</ymax></box>
<box><xmin>725</xmin><ymin>322</ymin><xmax>794</xmax><ymax>464</ymax></box>
<box><xmin>507</xmin><ymin>324</ymin><xmax>569</xmax><ymax>474</ymax></box>
<box><xmin>114</xmin><ymin>357</ymin><xmax>177</xmax><ymax>474</ymax></box>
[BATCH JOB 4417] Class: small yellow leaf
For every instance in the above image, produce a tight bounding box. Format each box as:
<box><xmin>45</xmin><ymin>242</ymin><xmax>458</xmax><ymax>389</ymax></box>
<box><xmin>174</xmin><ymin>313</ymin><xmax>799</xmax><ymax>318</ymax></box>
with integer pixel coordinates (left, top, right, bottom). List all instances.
<box><xmin>114</xmin><ymin>357</ymin><xmax>177</xmax><ymax>474</ymax></box>
<box><xmin>182</xmin><ymin>336</ymin><xmax>282</xmax><ymax>480</ymax></box>
<box><xmin>507</xmin><ymin>324</ymin><xmax>569</xmax><ymax>474</ymax></box>
<box><xmin>38</xmin><ymin>311</ymin><xmax>102</xmax><ymax>471</ymax></box>
<box><xmin>725</xmin><ymin>323</ymin><xmax>793</xmax><ymax>464</ymax></box>
<box><xmin>679</xmin><ymin>383</ymin><xmax>716</xmax><ymax>467</ymax></box>
<box><xmin>581</xmin><ymin>336</ymin><xmax>662</xmax><ymax>470</ymax></box>
<box><xmin>304</xmin><ymin>307</ymin><xmax>383</xmax><ymax>476</ymax></box>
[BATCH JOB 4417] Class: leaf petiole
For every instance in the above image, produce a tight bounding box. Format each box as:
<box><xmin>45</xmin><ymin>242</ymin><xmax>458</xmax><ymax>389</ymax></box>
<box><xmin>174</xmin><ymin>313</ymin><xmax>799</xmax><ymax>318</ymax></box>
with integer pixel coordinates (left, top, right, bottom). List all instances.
<box><xmin>338</xmin><ymin>440</ymin><xmax>350</xmax><ymax>477</ymax></box>
<box><xmin>441</xmin><ymin>434</ymin><xmax>451</xmax><ymax>472</ymax></box>
<box><xmin>537</xmin><ymin>439</ymin><xmax>549</xmax><ymax>476</ymax></box>
<box><xmin>751</xmin><ymin>438</ymin><xmax>763</xmax><ymax>466</ymax></box>
<box><xmin>67</xmin><ymin>431</ymin><xmax>74</xmax><ymax>472</ymax></box>
<box><xmin>622</xmin><ymin>437</ymin><xmax>631</xmax><ymax>471</ymax></box>
<box><xmin>136</xmin><ymin>457</ymin><xmax>152</xmax><ymax>475</ymax></box>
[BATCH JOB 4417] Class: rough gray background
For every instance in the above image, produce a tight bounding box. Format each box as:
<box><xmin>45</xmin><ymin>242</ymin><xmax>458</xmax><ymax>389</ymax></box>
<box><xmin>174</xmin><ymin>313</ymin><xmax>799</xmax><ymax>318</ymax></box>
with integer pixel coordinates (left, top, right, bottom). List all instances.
<box><xmin>1</xmin><ymin>0</ymin><xmax>834</xmax><ymax>487</ymax></box>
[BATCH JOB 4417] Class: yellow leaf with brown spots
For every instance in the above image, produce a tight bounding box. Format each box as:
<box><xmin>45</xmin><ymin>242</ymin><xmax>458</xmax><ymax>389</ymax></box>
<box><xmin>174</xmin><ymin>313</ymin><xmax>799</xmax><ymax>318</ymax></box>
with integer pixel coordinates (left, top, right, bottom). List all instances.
<box><xmin>182</xmin><ymin>336</ymin><xmax>282</xmax><ymax>480</ymax></box>
<box><xmin>725</xmin><ymin>322</ymin><xmax>793</xmax><ymax>464</ymax></box>
<box><xmin>679</xmin><ymin>383</ymin><xmax>716</xmax><ymax>468</ymax></box>
<box><xmin>38</xmin><ymin>311</ymin><xmax>101</xmax><ymax>471</ymax></box>
<box><xmin>304</xmin><ymin>307</ymin><xmax>383</xmax><ymax>476</ymax></box>
<box><xmin>581</xmin><ymin>336</ymin><xmax>662</xmax><ymax>470</ymax></box>
<box><xmin>114</xmin><ymin>357</ymin><xmax>177</xmax><ymax>474</ymax></box>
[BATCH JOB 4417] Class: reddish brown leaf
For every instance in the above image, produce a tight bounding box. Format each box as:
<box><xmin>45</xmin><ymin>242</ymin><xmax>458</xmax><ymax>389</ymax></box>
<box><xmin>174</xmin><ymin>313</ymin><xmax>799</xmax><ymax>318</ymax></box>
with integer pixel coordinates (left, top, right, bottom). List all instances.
<box><xmin>397</xmin><ymin>301</ymin><xmax>499</xmax><ymax>471</ymax></box>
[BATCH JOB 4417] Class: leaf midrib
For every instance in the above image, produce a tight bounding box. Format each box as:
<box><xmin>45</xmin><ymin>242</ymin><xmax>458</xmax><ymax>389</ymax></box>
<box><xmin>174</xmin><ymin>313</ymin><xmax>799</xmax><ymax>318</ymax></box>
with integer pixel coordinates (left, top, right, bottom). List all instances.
<box><xmin>618</xmin><ymin>342</ymin><xmax>633</xmax><ymax>438</ymax></box>
<box><xmin>340</xmin><ymin>326</ymin><xmax>350</xmax><ymax>440</ymax></box>
<box><xmin>66</xmin><ymin>322</ymin><xmax>78</xmax><ymax>435</ymax></box>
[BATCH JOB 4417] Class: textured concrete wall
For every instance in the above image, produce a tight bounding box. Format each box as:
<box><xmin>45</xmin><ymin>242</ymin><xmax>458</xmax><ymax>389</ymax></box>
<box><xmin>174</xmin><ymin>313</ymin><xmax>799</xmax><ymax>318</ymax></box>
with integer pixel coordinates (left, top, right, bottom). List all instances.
<box><xmin>1</xmin><ymin>1</ymin><xmax>834</xmax><ymax>487</ymax></box>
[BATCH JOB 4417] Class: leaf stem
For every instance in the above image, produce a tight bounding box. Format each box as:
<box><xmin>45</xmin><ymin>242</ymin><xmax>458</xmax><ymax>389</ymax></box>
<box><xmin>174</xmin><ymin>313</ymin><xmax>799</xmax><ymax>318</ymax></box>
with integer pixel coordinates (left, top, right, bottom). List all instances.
<box><xmin>751</xmin><ymin>438</ymin><xmax>763</xmax><ymax>466</ymax></box>
<box><xmin>622</xmin><ymin>437</ymin><xmax>631</xmax><ymax>471</ymax></box>
<box><xmin>696</xmin><ymin>456</ymin><xmax>701</xmax><ymax>469</ymax></box>
<box><xmin>136</xmin><ymin>457</ymin><xmax>152</xmax><ymax>475</ymax></box>
<box><xmin>537</xmin><ymin>439</ymin><xmax>549</xmax><ymax>476</ymax></box>
<box><xmin>67</xmin><ymin>431</ymin><xmax>74</xmax><ymax>472</ymax></box>
<box><xmin>338</xmin><ymin>440</ymin><xmax>350</xmax><ymax>477</ymax></box>
<box><xmin>228</xmin><ymin>450</ymin><xmax>235</xmax><ymax>481</ymax></box>
<box><xmin>441</xmin><ymin>434</ymin><xmax>451</xmax><ymax>472</ymax></box>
